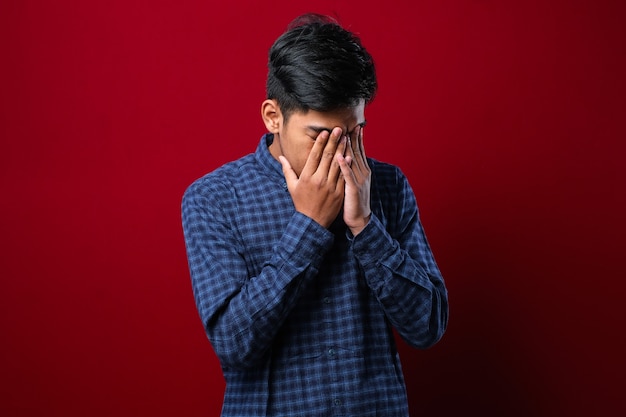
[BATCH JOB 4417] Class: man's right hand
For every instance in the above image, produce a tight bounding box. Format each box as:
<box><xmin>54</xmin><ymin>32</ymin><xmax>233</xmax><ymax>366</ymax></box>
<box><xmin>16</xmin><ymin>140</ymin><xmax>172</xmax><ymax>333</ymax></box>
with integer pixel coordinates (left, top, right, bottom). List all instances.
<box><xmin>279</xmin><ymin>127</ymin><xmax>347</xmax><ymax>228</ymax></box>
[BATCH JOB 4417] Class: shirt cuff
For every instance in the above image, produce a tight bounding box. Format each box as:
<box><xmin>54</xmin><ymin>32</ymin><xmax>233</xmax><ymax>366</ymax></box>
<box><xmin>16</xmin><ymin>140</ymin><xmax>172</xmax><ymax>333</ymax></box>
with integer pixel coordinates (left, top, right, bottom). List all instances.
<box><xmin>279</xmin><ymin>212</ymin><xmax>335</xmax><ymax>269</ymax></box>
<box><xmin>349</xmin><ymin>214</ymin><xmax>395</xmax><ymax>267</ymax></box>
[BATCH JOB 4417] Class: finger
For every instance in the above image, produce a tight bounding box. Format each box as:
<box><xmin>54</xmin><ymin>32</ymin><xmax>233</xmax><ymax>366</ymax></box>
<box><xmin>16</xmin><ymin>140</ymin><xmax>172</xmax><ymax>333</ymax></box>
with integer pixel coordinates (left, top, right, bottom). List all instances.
<box><xmin>345</xmin><ymin>134</ymin><xmax>355</xmax><ymax>163</ymax></box>
<box><xmin>278</xmin><ymin>155</ymin><xmax>299</xmax><ymax>187</ymax></box>
<box><xmin>346</xmin><ymin>131</ymin><xmax>361</xmax><ymax>174</ymax></box>
<box><xmin>328</xmin><ymin>134</ymin><xmax>348</xmax><ymax>184</ymax></box>
<box><xmin>351</xmin><ymin>125</ymin><xmax>367</xmax><ymax>173</ymax></box>
<box><xmin>337</xmin><ymin>153</ymin><xmax>357</xmax><ymax>187</ymax></box>
<box><xmin>315</xmin><ymin>127</ymin><xmax>343</xmax><ymax>176</ymax></box>
<box><xmin>301</xmin><ymin>130</ymin><xmax>330</xmax><ymax>177</ymax></box>
<box><xmin>357</xmin><ymin>125</ymin><xmax>367</xmax><ymax>162</ymax></box>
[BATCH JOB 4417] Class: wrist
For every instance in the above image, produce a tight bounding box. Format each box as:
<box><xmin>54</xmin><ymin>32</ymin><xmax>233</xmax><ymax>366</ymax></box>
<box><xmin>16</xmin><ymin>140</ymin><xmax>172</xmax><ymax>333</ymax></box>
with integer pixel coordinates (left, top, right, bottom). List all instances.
<box><xmin>348</xmin><ymin>213</ymin><xmax>371</xmax><ymax>236</ymax></box>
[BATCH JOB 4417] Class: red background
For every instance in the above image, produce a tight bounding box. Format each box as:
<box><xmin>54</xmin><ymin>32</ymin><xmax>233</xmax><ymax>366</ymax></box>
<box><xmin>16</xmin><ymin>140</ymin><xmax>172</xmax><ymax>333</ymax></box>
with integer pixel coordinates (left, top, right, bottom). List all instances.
<box><xmin>1</xmin><ymin>1</ymin><xmax>625</xmax><ymax>416</ymax></box>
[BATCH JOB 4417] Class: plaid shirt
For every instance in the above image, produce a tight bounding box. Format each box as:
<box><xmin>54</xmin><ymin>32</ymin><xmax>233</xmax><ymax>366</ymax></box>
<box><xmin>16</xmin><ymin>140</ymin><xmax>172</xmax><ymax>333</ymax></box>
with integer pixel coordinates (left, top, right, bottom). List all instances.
<box><xmin>182</xmin><ymin>134</ymin><xmax>448</xmax><ymax>417</ymax></box>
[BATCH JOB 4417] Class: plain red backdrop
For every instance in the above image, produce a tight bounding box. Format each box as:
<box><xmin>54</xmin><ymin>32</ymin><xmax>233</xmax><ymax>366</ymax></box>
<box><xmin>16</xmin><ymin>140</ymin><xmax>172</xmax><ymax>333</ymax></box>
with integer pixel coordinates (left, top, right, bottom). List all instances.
<box><xmin>1</xmin><ymin>0</ymin><xmax>624</xmax><ymax>416</ymax></box>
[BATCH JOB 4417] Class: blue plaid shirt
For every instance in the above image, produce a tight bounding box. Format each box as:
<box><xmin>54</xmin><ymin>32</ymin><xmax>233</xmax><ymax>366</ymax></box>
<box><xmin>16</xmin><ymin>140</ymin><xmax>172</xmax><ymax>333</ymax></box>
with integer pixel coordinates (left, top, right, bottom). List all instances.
<box><xmin>182</xmin><ymin>134</ymin><xmax>448</xmax><ymax>417</ymax></box>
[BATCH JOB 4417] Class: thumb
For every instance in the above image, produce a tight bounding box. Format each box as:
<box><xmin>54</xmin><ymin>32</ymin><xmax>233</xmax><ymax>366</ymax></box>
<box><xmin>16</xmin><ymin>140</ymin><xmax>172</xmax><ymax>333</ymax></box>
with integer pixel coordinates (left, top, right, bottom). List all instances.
<box><xmin>278</xmin><ymin>155</ymin><xmax>298</xmax><ymax>184</ymax></box>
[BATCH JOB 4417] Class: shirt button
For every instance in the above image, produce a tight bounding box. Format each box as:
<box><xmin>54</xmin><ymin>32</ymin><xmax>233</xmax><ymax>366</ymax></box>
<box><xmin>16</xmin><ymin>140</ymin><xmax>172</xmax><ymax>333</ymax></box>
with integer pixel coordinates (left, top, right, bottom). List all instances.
<box><xmin>334</xmin><ymin>399</ymin><xmax>342</xmax><ymax>406</ymax></box>
<box><xmin>328</xmin><ymin>348</ymin><xmax>335</xmax><ymax>357</ymax></box>
<box><xmin>323</xmin><ymin>297</ymin><xmax>331</xmax><ymax>304</ymax></box>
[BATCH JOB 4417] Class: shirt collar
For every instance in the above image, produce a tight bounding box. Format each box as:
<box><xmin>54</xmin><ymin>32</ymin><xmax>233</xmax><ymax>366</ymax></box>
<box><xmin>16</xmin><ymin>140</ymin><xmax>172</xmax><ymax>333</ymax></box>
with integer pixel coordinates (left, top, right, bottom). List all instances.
<box><xmin>255</xmin><ymin>133</ymin><xmax>287</xmax><ymax>185</ymax></box>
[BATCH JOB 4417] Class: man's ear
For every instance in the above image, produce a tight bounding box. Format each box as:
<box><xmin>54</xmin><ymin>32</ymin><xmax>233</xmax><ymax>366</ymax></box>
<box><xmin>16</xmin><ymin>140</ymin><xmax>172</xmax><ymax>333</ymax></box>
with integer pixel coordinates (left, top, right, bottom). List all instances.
<box><xmin>261</xmin><ymin>99</ymin><xmax>282</xmax><ymax>133</ymax></box>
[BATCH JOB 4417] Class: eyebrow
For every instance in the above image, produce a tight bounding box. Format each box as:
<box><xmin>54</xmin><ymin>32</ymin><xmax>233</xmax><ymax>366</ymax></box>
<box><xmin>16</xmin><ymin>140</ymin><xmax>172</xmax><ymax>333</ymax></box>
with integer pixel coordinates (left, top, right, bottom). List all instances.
<box><xmin>306</xmin><ymin>120</ymin><xmax>367</xmax><ymax>135</ymax></box>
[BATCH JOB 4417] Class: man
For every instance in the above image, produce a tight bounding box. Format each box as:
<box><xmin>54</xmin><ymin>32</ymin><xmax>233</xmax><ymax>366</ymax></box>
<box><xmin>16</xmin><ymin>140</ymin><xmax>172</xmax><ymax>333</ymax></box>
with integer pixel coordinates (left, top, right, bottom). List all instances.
<box><xmin>182</xmin><ymin>13</ymin><xmax>448</xmax><ymax>416</ymax></box>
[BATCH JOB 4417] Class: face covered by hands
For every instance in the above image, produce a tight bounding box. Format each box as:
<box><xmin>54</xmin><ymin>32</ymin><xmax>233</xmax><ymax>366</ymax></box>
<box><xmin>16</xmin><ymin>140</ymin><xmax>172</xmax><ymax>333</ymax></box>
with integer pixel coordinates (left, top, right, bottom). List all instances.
<box><xmin>263</xmin><ymin>99</ymin><xmax>371</xmax><ymax>235</ymax></box>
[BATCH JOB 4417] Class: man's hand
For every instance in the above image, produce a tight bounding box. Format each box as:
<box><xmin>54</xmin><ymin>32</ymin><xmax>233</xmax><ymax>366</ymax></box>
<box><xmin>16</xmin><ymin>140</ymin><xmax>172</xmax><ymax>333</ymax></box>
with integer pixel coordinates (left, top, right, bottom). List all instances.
<box><xmin>279</xmin><ymin>127</ymin><xmax>347</xmax><ymax>228</ymax></box>
<box><xmin>338</xmin><ymin>125</ymin><xmax>371</xmax><ymax>236</ymax></box>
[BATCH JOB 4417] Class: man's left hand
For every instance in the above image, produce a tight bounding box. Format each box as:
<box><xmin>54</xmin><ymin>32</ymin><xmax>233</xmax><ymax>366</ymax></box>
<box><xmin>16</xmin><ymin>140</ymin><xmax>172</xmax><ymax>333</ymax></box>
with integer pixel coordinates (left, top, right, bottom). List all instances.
<box><xmin>337</xmin><ymin>125</ymin><xmax>371</xmax><ymax>236</ymax></box>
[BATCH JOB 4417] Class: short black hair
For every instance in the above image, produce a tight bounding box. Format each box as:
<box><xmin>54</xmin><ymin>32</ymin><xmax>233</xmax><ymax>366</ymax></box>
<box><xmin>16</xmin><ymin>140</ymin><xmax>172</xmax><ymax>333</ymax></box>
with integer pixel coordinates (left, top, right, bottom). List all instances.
<box><xmin>266</xmin><ymin>13</ymin><xmax>377</xmax><ymax>121</ymax></box>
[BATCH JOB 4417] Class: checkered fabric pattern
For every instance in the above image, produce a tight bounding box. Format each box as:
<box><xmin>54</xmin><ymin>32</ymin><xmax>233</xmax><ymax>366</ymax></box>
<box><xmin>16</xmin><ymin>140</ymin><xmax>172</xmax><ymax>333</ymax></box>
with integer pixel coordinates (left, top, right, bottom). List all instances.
<box><xmin>182</xmin><ymin>134</ymin><xmax>448</xmax><ymax>417</ymax></box>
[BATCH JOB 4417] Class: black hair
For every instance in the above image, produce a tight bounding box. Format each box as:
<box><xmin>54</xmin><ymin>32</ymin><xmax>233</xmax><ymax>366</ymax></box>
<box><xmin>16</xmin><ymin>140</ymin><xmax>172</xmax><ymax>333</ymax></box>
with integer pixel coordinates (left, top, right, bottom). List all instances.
<box><xmin>266</xmin><ymin>13</ymin><xmax>377</xmax><ymax>121</ymax></box>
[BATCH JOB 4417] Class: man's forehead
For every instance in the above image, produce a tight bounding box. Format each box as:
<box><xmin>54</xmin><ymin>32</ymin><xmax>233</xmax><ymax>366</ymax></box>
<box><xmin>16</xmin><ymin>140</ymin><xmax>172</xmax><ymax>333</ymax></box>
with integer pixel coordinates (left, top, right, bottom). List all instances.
<box><xmin>294</xmin><ymin>105</ymin><xmax>365</xmax><ymax>128</ymax></box>
<box><xmin>304</xmin><ymin>121</ymin><xmax>367</xmax><ymax>136</ymax></box>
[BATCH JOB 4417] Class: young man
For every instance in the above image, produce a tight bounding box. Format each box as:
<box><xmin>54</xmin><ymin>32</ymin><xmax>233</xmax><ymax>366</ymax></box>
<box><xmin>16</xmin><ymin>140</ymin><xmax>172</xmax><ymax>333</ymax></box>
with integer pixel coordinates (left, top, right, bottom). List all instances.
<box><xmin>182</xmin><ymin>13</ymin><xmax>448</xmax><ymax>416</ymax></box>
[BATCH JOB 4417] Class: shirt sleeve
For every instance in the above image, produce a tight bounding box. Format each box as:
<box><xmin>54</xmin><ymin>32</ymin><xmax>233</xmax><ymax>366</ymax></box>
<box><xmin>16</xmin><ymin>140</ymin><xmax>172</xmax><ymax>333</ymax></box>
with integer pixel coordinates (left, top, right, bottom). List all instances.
<box><xmin>181</xmin><ymin>179</ymin><xmax>334</xmax><ymax>369</ymax></box>
<box><xmin>349</xmin><ymin>166</ymin><xmax>449</xmax><ymax>349</ymax></box>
